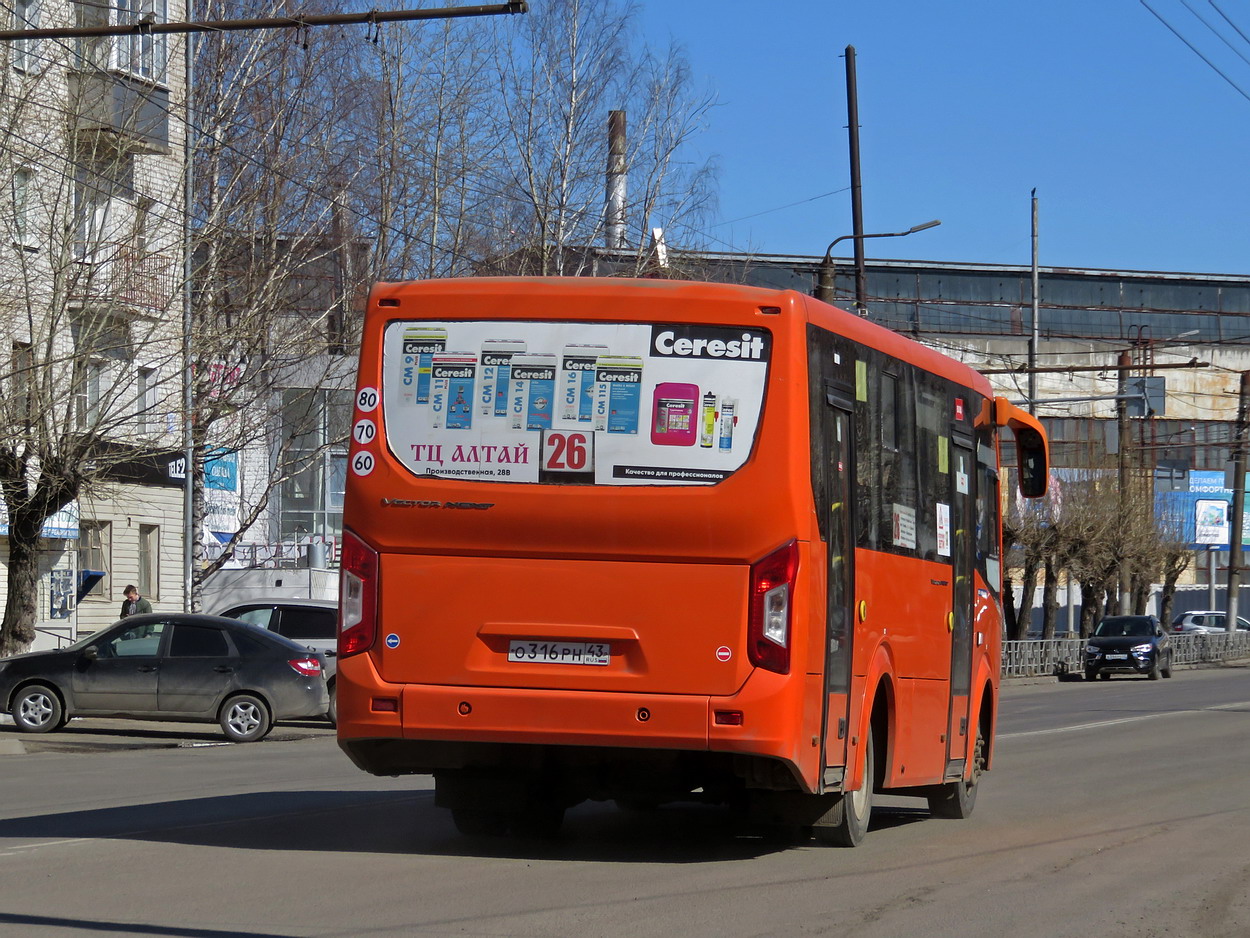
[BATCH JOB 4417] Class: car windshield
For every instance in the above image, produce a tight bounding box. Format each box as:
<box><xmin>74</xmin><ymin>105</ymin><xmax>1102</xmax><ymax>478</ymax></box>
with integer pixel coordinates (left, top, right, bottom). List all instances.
<box><xmin>1095</xmin><ymin>617</ymin><xmax>1155</xmax><ymax>637</ymax></box>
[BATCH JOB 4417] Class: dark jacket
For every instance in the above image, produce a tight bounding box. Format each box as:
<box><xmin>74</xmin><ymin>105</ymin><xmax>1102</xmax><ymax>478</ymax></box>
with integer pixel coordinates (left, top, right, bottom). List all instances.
<box><xmin>120</xmin><ymin>596</ymin><xmax>153</xmax><ymax>619</ymax></box>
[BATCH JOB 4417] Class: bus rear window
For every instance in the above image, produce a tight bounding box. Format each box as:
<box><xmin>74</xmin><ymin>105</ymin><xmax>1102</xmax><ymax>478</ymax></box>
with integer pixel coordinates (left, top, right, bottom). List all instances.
<box><xmin>380</xmin><ymin>320</ymin><xmax>771</xmax><ymax>485</ymax></box>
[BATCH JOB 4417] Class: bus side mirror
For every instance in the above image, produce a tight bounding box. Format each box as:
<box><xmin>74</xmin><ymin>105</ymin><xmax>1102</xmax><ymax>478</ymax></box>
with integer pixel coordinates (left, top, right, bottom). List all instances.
<box><xmin>1016</xmin><ymin>427</ymin><xmax>1048</xmax><ymax>498</ymax></box>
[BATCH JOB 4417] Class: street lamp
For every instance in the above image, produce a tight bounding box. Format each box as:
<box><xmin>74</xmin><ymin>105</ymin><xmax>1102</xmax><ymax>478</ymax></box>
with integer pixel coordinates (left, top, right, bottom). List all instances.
<box><xmin>815</xmin><ymin>219</ymin><xmax>941</xmax><ymax>315</ymax></box>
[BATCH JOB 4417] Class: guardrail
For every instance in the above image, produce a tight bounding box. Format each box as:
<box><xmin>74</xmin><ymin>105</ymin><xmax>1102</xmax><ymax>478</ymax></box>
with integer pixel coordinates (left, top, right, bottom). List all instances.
<box><xmin>1003</xmin><ymin>632</ymin><xmax>1250</xmax><ymax>678</ymax></box>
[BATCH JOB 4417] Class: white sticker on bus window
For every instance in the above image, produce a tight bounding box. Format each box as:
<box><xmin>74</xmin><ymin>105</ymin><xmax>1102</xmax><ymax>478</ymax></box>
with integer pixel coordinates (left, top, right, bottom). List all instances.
<box><xmin>892</xmin><ymin>504</ymin><xmax>916</xmax><ymax>550</ymax></box>
<box><xmin>956</xmin><ymin>456</ymin><xmax>970</xmax><ymax>494</ymax></box>
<box><xmin>937</xmin><ymin>502</ymin><xmax>951</xmax><ymax>557</ymax></box>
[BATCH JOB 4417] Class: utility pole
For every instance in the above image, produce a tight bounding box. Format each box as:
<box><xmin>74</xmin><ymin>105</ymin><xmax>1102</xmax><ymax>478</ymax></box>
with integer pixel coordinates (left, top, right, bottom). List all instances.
<box><xmin>1226</xmin><ymin>371</ymin><xmax>1250</xmax><ymax>630</ymax></box>
<box><xmin>844</xmin><ymin>46</ymin><xmax>866</xmax><ymax>315</ymax></box>
<box><xmin>1117</xmin><ymin>350</ymin><xmax>1132</xmax><ymax>614</ymax></box>
<box><xmin>1029</xmin><ymin>190</ymin><xmax>1039</xmax><ymax>414</ymax></box>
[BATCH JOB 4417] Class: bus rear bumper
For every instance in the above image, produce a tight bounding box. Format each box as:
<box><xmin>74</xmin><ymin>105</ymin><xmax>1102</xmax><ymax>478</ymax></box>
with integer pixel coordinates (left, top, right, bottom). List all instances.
<box><xmin>335</xmin><ymin>658</ymin><xmax>807</xmax><ymax>782</ymax></box>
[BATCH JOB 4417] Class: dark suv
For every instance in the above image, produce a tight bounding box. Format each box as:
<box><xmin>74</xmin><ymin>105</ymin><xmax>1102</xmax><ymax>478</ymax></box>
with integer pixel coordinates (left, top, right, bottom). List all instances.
<box><xmin>214</xmin><ymin>599</ymin><xmax>338</xmax><ymax>722</ymax></box>
<box><xmin>1084</xmin><ymin>615</ymin><xmax>1173</xmax><ymax>681</ymax></box>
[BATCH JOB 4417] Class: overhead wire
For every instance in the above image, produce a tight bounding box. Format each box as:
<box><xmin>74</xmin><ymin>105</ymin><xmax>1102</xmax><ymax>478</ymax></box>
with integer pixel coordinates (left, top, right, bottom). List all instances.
<box><xmin>1141</xmin><ymin>0</ymin><xmax>1250</xmax><ymax>104</ymax></box>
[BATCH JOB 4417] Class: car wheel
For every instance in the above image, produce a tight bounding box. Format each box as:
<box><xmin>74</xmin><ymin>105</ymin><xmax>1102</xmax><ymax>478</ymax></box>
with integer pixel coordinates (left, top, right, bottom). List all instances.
<box><xmin>219</xmin><ymin>693</ymin><xmax>272</xmax><ymax>742</ymax></box>
<box><xmin>1162</xmin><ymin>654</ymin><xmax>1173</xmax><ymax>679</ymax></box>
<box><xmin>1148</xmin><ymin>657</ymin><xmax>1161</xmax><ymax>680</ymax></box>
<box><xmin>325</xmin><ymin>682</ymin><xmax>337</xmax><ymax>726</ymax></box>
<box><xmin>814</xmin><ymin>726</ymin><xmax>874</xmax><ymax>847</ymax></box>
<box><xmin>1084</xmin><ymin>667</ymin><xmax>1098</xmax><ymax>681</ymax></box>
<box><xmin>11</xmin><ymin>683</ymin><xmax>66</xmax><ymax>734</ymax></box>
<box><xmin>1099</xmin><ymin>672</ymin><xmax>1112</xmax><ymax>680</ymax></box>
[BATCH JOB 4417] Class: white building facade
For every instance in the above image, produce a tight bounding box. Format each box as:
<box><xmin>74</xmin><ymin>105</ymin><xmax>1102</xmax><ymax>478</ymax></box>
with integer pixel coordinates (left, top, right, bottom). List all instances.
<box><xmin>0</xmin><ymin>0</ymin><xmax>188</xmax><ymax>647</ymax></box>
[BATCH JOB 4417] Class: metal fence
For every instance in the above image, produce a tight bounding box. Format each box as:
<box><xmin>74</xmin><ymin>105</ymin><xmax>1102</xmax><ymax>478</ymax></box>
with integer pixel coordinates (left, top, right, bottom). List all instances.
<box><xmin>1003</xmin><ymin>632</ymin><xmax>1250</xmax><ymax>678</ymax></box>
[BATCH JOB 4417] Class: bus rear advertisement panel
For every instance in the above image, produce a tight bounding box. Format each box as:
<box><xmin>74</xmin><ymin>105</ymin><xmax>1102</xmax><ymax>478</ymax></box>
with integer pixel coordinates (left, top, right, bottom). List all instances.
<box><xmin>382</xmin><ymin>319</ymin><xmax>771</xmax><ymax>485</ymax></box>
<box><xmin>338</xmin><ymin>277</ymin><xmax>1048</xmax><ymax>847</ymax></box>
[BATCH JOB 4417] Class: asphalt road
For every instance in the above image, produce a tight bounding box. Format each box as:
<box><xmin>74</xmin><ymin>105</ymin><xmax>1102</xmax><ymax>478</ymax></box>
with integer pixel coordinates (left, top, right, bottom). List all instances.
<box><xmin>1</xmin><ymin>666</ymin><xmax>1248</xmax><ymax>938</ymax></box>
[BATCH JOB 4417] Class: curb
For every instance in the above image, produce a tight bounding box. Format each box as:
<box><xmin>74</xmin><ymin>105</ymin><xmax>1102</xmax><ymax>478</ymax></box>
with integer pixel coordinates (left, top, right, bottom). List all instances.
<box><xmin>0</xmin><ymin>737</ymin><xmax>24</xmax><ymax>755</ymax></box>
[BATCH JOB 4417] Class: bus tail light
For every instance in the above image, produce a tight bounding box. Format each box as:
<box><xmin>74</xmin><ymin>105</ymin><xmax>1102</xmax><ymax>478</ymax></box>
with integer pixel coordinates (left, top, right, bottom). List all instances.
<box><xmin>339</xmin><ymin>529</ymin><xmax>379</xmax><ymax>658</ymax></box>
<box><xmin>748</xmin><ymin>540</ymin><xmax>798</xmax><ymax>674</ymax></box>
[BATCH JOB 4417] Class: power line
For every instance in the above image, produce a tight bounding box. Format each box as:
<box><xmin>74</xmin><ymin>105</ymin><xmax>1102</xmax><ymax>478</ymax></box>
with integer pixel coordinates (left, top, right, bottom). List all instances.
<box><xmin>712</xmin><ymin>188</ymin><xmax>850</xmax><ymax>227</ymax></box>
<box><xmin>1141</xmin><ymin>0</ymin><xmax>1250</xmax><ymax>104</ymax></box>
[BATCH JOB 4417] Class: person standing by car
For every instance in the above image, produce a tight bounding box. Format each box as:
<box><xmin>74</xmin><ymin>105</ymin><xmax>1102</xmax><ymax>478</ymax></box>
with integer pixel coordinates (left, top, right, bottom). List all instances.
<box><xmin>119</xmin><ymin>585</ymin><xmax>152</xmax><ymax>619</ymax></box>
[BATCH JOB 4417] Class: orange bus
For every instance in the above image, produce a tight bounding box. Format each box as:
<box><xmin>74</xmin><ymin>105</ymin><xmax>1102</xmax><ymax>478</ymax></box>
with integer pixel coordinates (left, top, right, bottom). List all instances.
<box><xmin>336</xmin><ymin>277</ymin><xmax>1048</xmax><ymax>845</ymax></box>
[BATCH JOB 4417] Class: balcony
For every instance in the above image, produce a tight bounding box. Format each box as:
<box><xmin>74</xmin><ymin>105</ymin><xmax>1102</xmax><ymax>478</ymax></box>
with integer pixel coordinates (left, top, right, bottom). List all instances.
<box><xmin>70</xmin><ymin>243</ymin><xmax>180</xmax><ymax>313</ymax></box>
<box><xmin>67</xmin><ymin>72</ymin><xmax>170</xmax><ymax>153</ymax></box>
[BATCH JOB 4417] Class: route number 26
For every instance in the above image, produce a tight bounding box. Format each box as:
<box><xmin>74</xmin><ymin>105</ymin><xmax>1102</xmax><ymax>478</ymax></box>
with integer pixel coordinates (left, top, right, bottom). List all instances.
<box><xmin>543</xmin><ymin>432</ymin><xmax>591</xmax><ymax>472</ymax></box>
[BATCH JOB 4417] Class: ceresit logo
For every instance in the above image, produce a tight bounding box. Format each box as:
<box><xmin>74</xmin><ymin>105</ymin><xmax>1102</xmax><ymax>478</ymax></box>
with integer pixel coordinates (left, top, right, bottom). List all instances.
<box><xmin>650</xmin><ymin>325</ymin><xmax>770</xmax><ymax>361</ymax></box>
<box><xmin>512</xmin><ymin>366</ymin><xmax>555</xmax><ymax>381</ymax></box>
<box><xmin>598</xmin><ymin>369</ymin><xmax>641</xmax><ymax>383</ymax></box>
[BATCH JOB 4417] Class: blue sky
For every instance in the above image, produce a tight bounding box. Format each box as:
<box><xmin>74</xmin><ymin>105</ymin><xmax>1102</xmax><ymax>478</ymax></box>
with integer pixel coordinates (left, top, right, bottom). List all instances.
<box><xmin>637</xmin><ymin>1</ymin><xmax>1250</xmax><ymax>275</ymax></box>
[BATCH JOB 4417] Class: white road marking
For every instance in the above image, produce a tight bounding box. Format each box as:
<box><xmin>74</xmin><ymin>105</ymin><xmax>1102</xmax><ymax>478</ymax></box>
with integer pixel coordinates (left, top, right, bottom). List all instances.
<box><xmin>999</xmin><ymin>699</ymin><xmax>1250</xmax><ymax>739</ymax></box>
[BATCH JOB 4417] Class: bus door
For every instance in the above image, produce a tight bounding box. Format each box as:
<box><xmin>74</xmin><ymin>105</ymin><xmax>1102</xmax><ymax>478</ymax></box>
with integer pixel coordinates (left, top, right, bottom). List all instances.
<box><xmin>946</xmin><ymin>429</ymin><xmax>976</xmax><ymax>778</ymax></box>
<box><xmin>819</xmin><ymin>385</ymin><xmax>855</xmax><ymax>788</ymax></box>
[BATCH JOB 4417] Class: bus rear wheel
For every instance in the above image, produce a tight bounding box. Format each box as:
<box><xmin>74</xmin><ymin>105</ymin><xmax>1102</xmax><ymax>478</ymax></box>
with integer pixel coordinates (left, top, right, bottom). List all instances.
<box><xmin>814</xmin><ymin>728</ymin><xmax>875</xmax><ymax>847</ymax></box>
<box><xmin>927</xmin><ymin>726</ymin><xmax>984</xmax><ymax>819</ymax></box>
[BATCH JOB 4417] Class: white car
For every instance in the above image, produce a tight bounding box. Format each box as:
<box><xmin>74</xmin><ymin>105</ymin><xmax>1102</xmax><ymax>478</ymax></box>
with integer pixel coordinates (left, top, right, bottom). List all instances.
<box><xmin>1171</xmin><ymin>611</ymin><xmax>1250</xmax><ymax>633</ymax></box>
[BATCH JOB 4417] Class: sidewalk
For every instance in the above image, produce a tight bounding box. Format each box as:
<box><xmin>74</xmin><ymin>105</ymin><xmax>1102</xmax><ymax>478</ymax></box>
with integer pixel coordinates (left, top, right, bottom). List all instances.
<box><xmin>0</xmin><ymin>713</ymin><xmax>334</xmax><ymax>756</ymax></box>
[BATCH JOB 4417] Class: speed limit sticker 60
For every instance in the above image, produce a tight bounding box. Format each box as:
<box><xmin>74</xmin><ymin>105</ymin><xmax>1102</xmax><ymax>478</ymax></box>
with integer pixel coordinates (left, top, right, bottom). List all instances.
<box><xmin>351</xmin><ymin>451</ymin><xmax>376</xmax><ymax>476</ymax></box>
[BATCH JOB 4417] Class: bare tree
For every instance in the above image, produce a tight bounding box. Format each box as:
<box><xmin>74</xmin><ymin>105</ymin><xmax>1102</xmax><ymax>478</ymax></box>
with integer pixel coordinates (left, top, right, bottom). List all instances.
<box><xmin>185</xmin><ymin>2</ymin><xmax>372</xmax><ymax>605</ymax></box>
<box><xmin>480</xmin><ymin>0</ymin><xmax>716</xmax><ymax>276</ymax></box>
<box><xmin>0</xmin><ymin>15</ymin><xmax>188</xmax><ymax>653</ymax></box>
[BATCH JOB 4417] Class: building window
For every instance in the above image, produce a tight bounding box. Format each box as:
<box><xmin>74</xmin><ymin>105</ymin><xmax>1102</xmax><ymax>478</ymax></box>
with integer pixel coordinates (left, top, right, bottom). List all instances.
<box><xmin>131</xmin><ymin>195</ymin><xmax>154</xmax><ymax>254</ymax></box>
<box><xmin>136</xmin><ymin>366</ymin><xmax>158</xmax><ymax>434</ymax></box>
<box><xmin>13</xmin><ymin>0</ymin><xmax>39</xmax><ymax>73</ymax></box>
<box><xmin>116</xmin><ymin>0</ymin><xmax>168</xmax><ymax>84</ymax></box>
<box><xmin>73</xmin><ymin>154</ymin><xmax>133</xmax><ymax>261</ymax></box>
<box><xmin>279</xmin><ymin>388</ymin><xmax>351</xmax><ymax>543</ymax></box>
<box><xmin>79</xmin><ymin>520</ymin><xmax>111</xmax><ymax>596</ymax></box>
<box><xmin>10</xmin><ymin>168</ymin><xmax>31</xmax><ymax>245</ymax></box>
<box><xmin>74</xmin><ymin>360</ymin><xmax>106</xmax><ymax>429</ymax></box>
<box><xmin>11</xmin><ymin>342</ymin><xmax>33</xmax><ymax>427</ymax></box>
<box><xmin>138</xmin><ymin>523</ymin><xmax>158</xmax><ymax>599</ymax></box>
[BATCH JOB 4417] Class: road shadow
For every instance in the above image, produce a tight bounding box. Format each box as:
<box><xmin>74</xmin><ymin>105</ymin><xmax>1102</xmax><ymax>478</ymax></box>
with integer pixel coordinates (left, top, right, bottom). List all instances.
<box><xmin>0</xmin><ymin>789</ymin><xmax>929</xmax><ymax>863</ymax></box>
<box><xmin>0</xmin><ymin>911</ymin><xmax>287</xmax><ymax>938</ymax></box>
<box><xmin>0</xmin><ymin>719</ymin><xmax>334</xmax><ymax>752</ymax></box>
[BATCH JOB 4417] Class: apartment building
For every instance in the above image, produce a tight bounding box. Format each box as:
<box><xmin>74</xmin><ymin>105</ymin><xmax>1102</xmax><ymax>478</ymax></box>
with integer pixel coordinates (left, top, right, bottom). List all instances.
<box><xmin>0</xmin><ymin>0</ymin><xmax>188</xmax><ymax>646</ymax></box>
